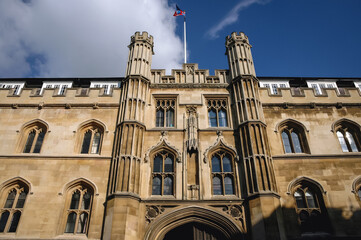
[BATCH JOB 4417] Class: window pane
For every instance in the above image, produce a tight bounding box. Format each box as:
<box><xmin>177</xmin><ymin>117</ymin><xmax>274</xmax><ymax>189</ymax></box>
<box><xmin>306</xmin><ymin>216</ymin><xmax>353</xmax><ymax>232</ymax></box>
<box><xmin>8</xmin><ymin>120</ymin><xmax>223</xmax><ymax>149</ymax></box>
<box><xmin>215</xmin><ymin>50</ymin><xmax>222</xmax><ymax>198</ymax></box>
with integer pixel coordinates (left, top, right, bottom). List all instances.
<box><xmin>281</xmin><ymin>132</ymin><xmax>292</xmax><ymax>153</ymax></box>
<box><xmin>15</xmin><ymin>191</ymin><xmax>27</xmax><ymax>208</ymax></box>
<box><xmin>224</xmin><ymin>176</ymin><xmax>234</xmax><ymax>195</ymax></box>
<box><xmin>222</xmin><ymin>155</ymin><xmax>232</xmax><ymax>172</ymax></box>
<box><xmin>156</xmin><ymin>109</ymin><xmax>164</xmax><ymax>127</ymax></box>
<box><xmin>271</xmin><ymin>84</ymin><xmax>278</xmax><ymax>94</ymax></box>
<box><xmin>294</xmin><ymin>190</ymin><xmax>306</xmax><ymax>208</ymax></box>
<box><xmin>163</xmin><ymin>176</ymin><xmax>173</xmax><ymax>195</ymax></box>
<box><xmin>81</xmin><ymin>192</ymin><xmax>92</xmax><ymax>210</ymax></box>
<box><xmin>0</xmin><ymin>211</ymin><xmax>10</xmax><ymax>232</ymax></box>
<box><xmin>213</xmin><ymin>177</ymin><xmax>222</xmax><ymax>195</ymax></box>
<box><xmin>8</xmin><ymin>211</ymin><xmax>21</xmax><ymax>232</ymax></box>
<box><xmin>4</xmin><ymin>190</ymin><xmax>16</xmax><ymax>208</ymax></box>
<box><xmin>91</xmin><ymin>132</ymin><xmax>101</xmax><ymax>154</ymax></box>
<box><xmin>65</xmin><ymin>212</ymin><xmax>77</xmax><ymax>233</ymax></box>
<box><xmin>218</xmin><ymin>109</ymin><xmax>228</xmax><ymax>127</ymax></box>
<box><xmin>346</xmin><ymin>131</ymin><xmax>358</xmax><ymax>152</ymax></box>
<box><xmin>166</xmin><ymin>109</ymin><xmax>174</xmax><ymax>127</ymax></box>
<box><xmin>164</xmin><ymin>156</ymin><xmax>173</xmax><ymax>172</ymax></box>
<box><xmin>33</xmin><ymin>131</ymin><xmax>45</xmax><ymax>153</ymax></box>
<box><xmin>81</xmin><ymin>131</ymin><xmax>92</xmax><ymax>154</ymax></box>
<box><xmin>70</xmin><ymin>191</ymin><xmax>81</xmax><ymax>209</ymax></box>
<box><xmin>305</xmin><ymin>190</ymin><xmax>317</xmax><ymax>208</ymax></box>
<box><xmin>337</xmin><ymin>131</ymin><xmax>349</xmax><ymax>152</ymax></box>
<box><xmin>358</xmin><ymin>189</ymin><xmax>361</xmax><ymax>201</ymax></box>
<box><xmin>208</xmin><ymin>109</ymin><xmax>217</xmax><ymax>127</ymax></box>
<box><xmin>291</xmin><ymin>132</ymin><xmax>302</xmax><ymax>153</ymax></box>
<box><xmin>24</xmin><ymin>131</ymin><xmax>35</xmax><ymax>153</ymax></box>
<box><xmin>153</xmin><ymin>155</ymin><xmax>163</xmax><ymax>172</ymax></box>
<box><xmin>77</xmin><ymin>213</ymin><xmax>88</xmax><ymax>234</ymax></box>
<box><xmin>212</xmin><ymin>156</ymin><xmax>221</xmax><ymax>172</ymax></box>
<box><xmin>152</xmin><ymin>177</ymin><xmax>161</xmax><ymax>195</ymax></box>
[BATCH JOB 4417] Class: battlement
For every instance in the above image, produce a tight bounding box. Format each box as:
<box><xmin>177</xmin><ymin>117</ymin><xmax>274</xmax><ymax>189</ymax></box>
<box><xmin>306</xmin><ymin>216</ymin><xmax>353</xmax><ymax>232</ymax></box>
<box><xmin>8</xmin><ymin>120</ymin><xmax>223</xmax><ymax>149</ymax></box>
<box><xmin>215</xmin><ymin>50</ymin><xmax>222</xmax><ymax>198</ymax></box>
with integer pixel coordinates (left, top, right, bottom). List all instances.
<box><xmin>150</xmin><ymin>63</ymin><xmax>229</xmax><ymax>85</ymax></box>
<box><xmin>259</xmin><ymin>87</ymin><xmax>361</xmax><ymax>105</ymax></box>
<box><xmin>225</xmin><ymin>32</ymin><xmax>250</xmax><ymax>46</ymax></box>
<box><xmin>0</xmin><ymin>87</ymin><xmax>121</xmax><ymax>106</ymax></box>
<box><xmin>130</xmin><ymin>31</ymin><xmax>154</xmax><ymax>46</ymax></box>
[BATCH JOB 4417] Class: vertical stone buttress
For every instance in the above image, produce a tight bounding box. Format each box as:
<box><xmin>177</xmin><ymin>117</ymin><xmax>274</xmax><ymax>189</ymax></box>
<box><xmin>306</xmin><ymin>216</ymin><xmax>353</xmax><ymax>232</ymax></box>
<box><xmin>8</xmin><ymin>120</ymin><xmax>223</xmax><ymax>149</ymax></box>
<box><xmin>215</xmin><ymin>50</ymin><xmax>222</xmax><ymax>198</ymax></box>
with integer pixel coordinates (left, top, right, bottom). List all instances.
<box><xmin>226</xmin><ymin>32</ymin><xmax>285</xmax><ymax>240</ymax></box>
<box><xmin>104</xmin><ymin>32</ymin><xmax>153</xmax><ymax>240</ymax></box>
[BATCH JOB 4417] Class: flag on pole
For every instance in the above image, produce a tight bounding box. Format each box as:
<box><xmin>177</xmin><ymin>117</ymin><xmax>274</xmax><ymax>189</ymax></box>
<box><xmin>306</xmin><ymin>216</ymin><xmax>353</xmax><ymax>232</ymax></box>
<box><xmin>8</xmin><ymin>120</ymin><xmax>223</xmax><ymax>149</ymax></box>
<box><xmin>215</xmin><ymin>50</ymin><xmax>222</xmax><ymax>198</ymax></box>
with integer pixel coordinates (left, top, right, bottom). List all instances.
<box><xmin>173</xmin><ymin>5</ymin><xmax>185</xmax><ymax>17</ymax></box>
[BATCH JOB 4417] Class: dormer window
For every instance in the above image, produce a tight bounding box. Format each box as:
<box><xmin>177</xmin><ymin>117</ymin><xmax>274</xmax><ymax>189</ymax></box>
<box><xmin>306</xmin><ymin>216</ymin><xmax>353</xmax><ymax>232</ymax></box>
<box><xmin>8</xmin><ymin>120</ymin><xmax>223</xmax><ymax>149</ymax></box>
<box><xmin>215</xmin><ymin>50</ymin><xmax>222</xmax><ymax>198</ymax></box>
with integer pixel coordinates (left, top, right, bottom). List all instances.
<box><xmin>306</xmin><ymin>81</ymin><xmax>338</xmax><ymax>95</ymax></box>
<box><xmin>41</xmin><ymin>81</ymin><xmax>73</xmax><ymax>95</ymax></box>
<box><xmin>0</xmin><ymin>82</ymin><xmax>25</xmax><ymax>95</ymax></box>
<box><xmin>259</xmin><ymin>81</ymin><xmax>289</xmax><ymax>94</ymax></box>
<box><xmin>90</xmin><ymin>81</ymin><xmax>120</xmax><ymax>95</ymax></box>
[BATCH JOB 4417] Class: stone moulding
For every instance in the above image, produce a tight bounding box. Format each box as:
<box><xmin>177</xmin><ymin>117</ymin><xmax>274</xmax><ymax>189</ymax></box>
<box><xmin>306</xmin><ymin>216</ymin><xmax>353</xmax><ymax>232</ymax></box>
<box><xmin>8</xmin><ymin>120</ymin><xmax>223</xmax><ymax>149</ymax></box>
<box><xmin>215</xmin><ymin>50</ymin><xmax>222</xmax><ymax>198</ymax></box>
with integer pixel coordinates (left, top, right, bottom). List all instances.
<box><xmin>203</xmin><ymin>131</ymin><xmax>239</xmax><ymax>163</ymax></box>
<box><xmin>144</xmin><ymin>132</ymin><xmax>182</xmax><ymax>163</ymax></box>
<box><xmin>286</xmin><ymin>176</ymin><xmax>326</xmax><ymax>195</ymax></box>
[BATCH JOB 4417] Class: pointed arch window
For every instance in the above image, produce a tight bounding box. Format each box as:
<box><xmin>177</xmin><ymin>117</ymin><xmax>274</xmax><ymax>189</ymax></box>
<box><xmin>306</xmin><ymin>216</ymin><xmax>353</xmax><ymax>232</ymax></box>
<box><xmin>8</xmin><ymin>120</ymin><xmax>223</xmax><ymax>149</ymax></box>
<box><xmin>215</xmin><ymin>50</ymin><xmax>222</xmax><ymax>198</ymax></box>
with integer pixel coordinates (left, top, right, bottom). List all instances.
<box><xmin>79</xmin><ymin>122</ymin><xmax>104</xmax><ymax>154</ymax></box>
<box><xmin>156</xmin><ymin>99</ymin><xmax>176</xmax><ymax>128</ymax></box>
<box><xmin>23</xmin><ymin>125</ymin><xmax>46</xmax><ymax>153</ymax></box>
<box><xmin>0</xmin><ymin>183</ymin><xmax>28</xmax><ymax>233</ymax></box>
<box><xmin>151</xmin><ymin>151</ymin><xmax>175</xmax><ymax>196</ymax></box>
<box><xmin>335</xmin><ymin>124</ymin><xmax>360</xmax><ymax>153</ymax></box>
<box><xmin>64</xmin><ymin>185</ymin><xmax>93</xmax><ymax>234</ymax></box>
<box><xmin>211</xmin><ymin>151</ymin><xmax>235</xmax><ymax>195</ymax></box>
<box><xmin>279</xmin><ymin>121</ymin><xmax>309</xmax><ymax>154</ymax></box>
<box><xmin>207</xmin><ymin>99</ymin><xmax>228</xmax><ymax>127</ymax></box>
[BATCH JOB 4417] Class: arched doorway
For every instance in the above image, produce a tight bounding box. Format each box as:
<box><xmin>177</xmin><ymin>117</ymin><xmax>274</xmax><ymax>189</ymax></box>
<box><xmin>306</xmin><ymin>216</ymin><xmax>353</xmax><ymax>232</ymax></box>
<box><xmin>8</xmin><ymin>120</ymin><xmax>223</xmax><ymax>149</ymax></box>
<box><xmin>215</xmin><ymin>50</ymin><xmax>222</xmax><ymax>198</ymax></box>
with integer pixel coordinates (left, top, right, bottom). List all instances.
<box><xmin>163</xmin><ymin>222</ymin><xmax>225</xmax><ymax>240</ymax></box>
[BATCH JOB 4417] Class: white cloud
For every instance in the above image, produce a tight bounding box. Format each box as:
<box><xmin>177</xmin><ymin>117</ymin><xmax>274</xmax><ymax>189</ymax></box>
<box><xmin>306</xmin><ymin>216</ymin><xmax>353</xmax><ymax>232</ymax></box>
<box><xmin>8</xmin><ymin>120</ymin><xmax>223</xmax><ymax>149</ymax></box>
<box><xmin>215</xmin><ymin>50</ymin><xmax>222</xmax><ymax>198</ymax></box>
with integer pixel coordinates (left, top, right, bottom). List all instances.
<box><xmin>206</xmin><ymin>0</ymin><xmax>270</xmax><ymax>39</ymax></box>
<box><xmin>0</xmin><ymin>0</ymin><xmax>183</xmax><ymax>77</ymax></box>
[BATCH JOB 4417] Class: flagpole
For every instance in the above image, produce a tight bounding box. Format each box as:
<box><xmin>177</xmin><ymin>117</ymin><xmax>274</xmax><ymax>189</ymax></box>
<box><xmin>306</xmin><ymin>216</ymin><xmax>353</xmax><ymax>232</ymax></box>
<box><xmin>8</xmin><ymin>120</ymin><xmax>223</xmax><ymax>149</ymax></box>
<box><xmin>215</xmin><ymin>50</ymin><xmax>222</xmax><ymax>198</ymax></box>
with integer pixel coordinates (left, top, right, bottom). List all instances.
<box><xmin>184</xmin><ymin>15</ymin><xmax>187</xmax><ymax>64</ymax></box>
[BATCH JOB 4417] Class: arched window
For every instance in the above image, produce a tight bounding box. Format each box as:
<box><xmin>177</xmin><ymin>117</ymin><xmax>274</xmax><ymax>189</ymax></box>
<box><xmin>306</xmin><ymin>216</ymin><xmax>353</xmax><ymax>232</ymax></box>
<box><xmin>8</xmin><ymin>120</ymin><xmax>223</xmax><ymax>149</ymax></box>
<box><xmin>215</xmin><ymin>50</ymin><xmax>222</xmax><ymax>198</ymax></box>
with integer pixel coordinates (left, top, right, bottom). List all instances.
<box><xmin>352</xmin><ymin>177</ymin><xmax>361</xmax><ymax>204</ymax></box>
<box><xmin>207</xmin><ymin>99</ymin><xmax>228</xmax><ymax>127</ymax></box>
<box><xmin>279</xmin><ymin>120</ymin><xmax>309</xmax><ymax>154</ymax></box>
<box><xmin>21</xmin><ymin>121</ymin><xmax>47</xmax><ymax>153</ymax></box>
<box><xmin>334</xmin><ymin>120</ymin><xmax>360</xmax><ymax>152</ymax></box>
<box><xmin>291</xmin><ymin>179</ymin><xmax>330</xmax><ymax>233</ymax></box>
<box><xmin>78</xmin><ymin>121</ymin><xmax>104</xmax><ymax>154</ymax></box>
<box><xmin>64</xmin><ymin>185</ymin><xmax>93</xmax><ymax>234</ymax></box>
<box><xmin>0</xmin><ymin>182</ymin><xmax>28</xmax><ymax>233</ymax></box>
<box><xmin>152</xmin><ymin>151</ymin><xmax>175</xmax><ymax>196</ymax></box>
<box><xmin>211</xmin><ymin>151</ymin><xmax>235</xmax><ymax>195</ymax></box>
<box><xmin>156</xmin><ymin>99</ymin><xmax>176</xmax><ymax>128</ymax></box>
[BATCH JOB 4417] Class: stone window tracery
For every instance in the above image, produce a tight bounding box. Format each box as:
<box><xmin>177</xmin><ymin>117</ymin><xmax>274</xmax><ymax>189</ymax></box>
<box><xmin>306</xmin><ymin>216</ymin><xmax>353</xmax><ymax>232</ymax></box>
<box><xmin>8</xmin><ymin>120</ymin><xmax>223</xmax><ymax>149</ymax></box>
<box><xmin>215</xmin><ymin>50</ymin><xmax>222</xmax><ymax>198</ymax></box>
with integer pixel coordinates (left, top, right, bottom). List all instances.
<box><xmin>211</xmin><ymin>151</ymin><xmax>235</xmax><ymax>195</ymax></box>
<box><xmin>207</xmin><ymin>99</ymin><xmax>228</xmax><ymax>127</ymax></box>
<box><xmin>81</xmin><ymin>127</ymin><xmax>103</xmax><ymax>154</ymax></box>
<box><xmin>156</xmin><ymin>99</ymin><xmax>175</xmax><ymax>128</ymax></box>
<box><xmin>279</xmin><ymin>120</ymin><xmax>309</xmax><ymax>154</ymax></box>
<box><xmin>20</xmin><ymin>121</ymin><xmax>48</xmax><ymax>154</ymax></box>
<box><xmin>0</xmin><ymin>183</ymin><xmax>28</xmax><ymax>233</ymax></box>
<box><xmin>334</xmin><ymin>122</ymin><xmax>360</xmax><ymax>153</ymax></box>
<box><xmin>152</xmin><ymin>151</ymin><xmax>175</xmax><ymax>196</ymax></box>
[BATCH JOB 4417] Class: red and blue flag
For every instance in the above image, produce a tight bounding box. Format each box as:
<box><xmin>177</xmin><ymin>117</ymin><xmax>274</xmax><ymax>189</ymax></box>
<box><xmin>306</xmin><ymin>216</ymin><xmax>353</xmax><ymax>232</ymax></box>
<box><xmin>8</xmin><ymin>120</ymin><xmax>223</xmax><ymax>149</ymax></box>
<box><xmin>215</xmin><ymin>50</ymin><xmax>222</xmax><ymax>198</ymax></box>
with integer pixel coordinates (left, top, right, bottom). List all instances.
<box><xmin>173</xmin><ymin>5</ymin><xmax>185</xmax><ymax>17</ymax></box>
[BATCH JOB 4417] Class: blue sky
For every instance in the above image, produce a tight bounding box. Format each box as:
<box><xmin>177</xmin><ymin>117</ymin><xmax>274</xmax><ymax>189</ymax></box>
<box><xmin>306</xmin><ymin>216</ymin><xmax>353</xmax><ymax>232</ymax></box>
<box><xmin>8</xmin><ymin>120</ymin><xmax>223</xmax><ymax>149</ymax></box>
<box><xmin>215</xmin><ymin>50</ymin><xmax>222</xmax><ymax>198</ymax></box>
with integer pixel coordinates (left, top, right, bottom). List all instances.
<box><xmin>0</xmin><ymin>0</ymin><xmax>360</xmax><ymax>78</ymax></box>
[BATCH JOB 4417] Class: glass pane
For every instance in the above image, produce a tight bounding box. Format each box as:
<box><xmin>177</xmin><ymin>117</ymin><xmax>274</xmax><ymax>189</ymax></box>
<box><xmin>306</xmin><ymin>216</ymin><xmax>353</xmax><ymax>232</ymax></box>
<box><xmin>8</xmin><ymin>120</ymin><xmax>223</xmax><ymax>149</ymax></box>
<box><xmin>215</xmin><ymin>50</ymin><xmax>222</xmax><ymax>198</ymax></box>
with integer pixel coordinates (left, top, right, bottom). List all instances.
<box><xmin>153</xmin><ymin>155</ymin><xmax>163</xmax><ymax>172</ymax></box>
<box><xmin>211</xmin><ymin>156</ymin><xmax>221</xmax><ymax>172</ymax></box>
<box><xmin>70</xmin><ymin>191</ymin><xmax>81</xmax><ymax>209</ymax></box>
<box><xmin>15</xmin><ymin>191</ymin><xmax>27</xmax><ymax>208</ymax></box>
<box><xmin>81</xmin><ymin>131</ymin><xmax>92</xmax><ymax>154</ymax></box>
<box><xmin>4</xmin><ymin>190</ymin><xmax>16</xmax><ymax>208</ymax></box>
<box><xmin>358</xmin><ymin>189</ymin><xmax>361</xmax><ymax>201</ymax></box>
<box><xmin>8</xmin><ymin>211</ymin><xmax>21</xmax><ymax>232</ymax></box>
<box><xmin>0</xmin><ymin>211</ymin><xmax>10</xmax><ymax>232</ymax></box>
<box><xmin>208</xmin><ymin>109</ymin><xmax>217</xmax><ymax>127</ymax></box>
<box><xmin>24</xmin><ymin>131</ymin><xmax>35</xmax><ymax>153</ymax></box>
<box><xmin>152</xmin><ymin>177</ymin><xmax>161</xmax><ymax>195</ymax></box>
<box><xmin>33</xmin><ymin>131</ymin><xmax>45</xmax><ymax>153</ymax></box>
<box><xmin>346</xmin><ymin>131</ymin><xmax>358</xmax><ymax>152</ymax></box>
<box><xmin>222</xmin><ymin>155</ymin><xmax>232</xmax><ymax>172</ymax></box>
<box><xmin>281</xmin><ymin>131</ymin><xmax>292</xmax><ymax>153</ymax></box>
<box><xmin>166</xmin><ymin>109</ymin><xmax>174</xmax><ymax>127</ymax></box>
<box><xmin>164</xmin><ymin>156</ymin><xmax>173</xmax><ymax>172</ymax></box>
<box><xmin>156</xmin><ymin>109</ymin><xmax>164</xmax><ymax>127</ymax></box>
<box><xmin>218</xmin><ymin>109</ymin><xmax>228</xmax><ymax>127</ymax></box>
<box><xmin>91</xmin><ymin>132</ymin><xmax>101</xmax><ymax>154</ymax></box>
<box><xmin>337</xmin><ymin>131</ymin><xmax>349</xmax><ymax>152</ymax></box>
<box><xmin>163</xmin><ymin>176</ymin><xmax>173</xmax><ymax>195</ymax></box>
<box><xmin>213</xmin><ymin>177</ymin><xmax>222</xmax><ymax>195</ymax></box>
<box><xmin>272</xmin><ymin>84</ymin><xmax>278</xmax><ymax>94</ymax></box>
<box><xmin>291</xmin><ymin>132</ymin><xmax>302</xmax><ymax>153</ymax></box>
<box><xmin>294</xmin><ymin>190</ymin><xmax>306</xmax><ymax>208</ymax></box>
<box><xmin>81</xmin><ymin>192</ymin><xmax>92</xmax><ymax>210</ymax></box>
<box><xmin>305</xmin><ymin>190</ymin><xmax>318</xmax><ymax>208</ymax></box>
<box><xmin>65</xmin><ymin>212</ymin><xmax>77</xmax><ymax>233</ymax></box>
<box><xmin>224</xmin><ymin>176</ymin><xmax>234</xmax><ymax>195</ymax></box>
<box><xmin>77</xmin><ymin>213</ymin><xmax>88</xmax><ymax>234</ymax></box>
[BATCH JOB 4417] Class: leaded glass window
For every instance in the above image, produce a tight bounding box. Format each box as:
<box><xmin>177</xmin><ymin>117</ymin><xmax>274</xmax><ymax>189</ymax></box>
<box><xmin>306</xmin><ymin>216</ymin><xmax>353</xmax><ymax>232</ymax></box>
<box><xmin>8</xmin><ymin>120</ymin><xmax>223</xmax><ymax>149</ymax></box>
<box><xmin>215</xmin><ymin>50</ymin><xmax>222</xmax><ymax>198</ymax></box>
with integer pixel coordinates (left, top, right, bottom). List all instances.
<box><xmin>81</xmin><ymin>127</ymin><xmax>103</xmax><ymax>154</ymax></box>
<box><xmin>211</xmin><ymin>151</ymin><xmax>235</xmax><ymax>196</ymax></box>
<box><xmin>156</xmin><ymin>99</ymin><xmax>176</xmax><ymax>128</ymax></box>
<box><xmin>207</xmin><ymin>99</ymin><xmax>229</xmax><ymax>127</ymax></box>
<box><xmin>152</xmin><ymin>151</ymin><xmax>175</xmax><ymax>196</ymax></box>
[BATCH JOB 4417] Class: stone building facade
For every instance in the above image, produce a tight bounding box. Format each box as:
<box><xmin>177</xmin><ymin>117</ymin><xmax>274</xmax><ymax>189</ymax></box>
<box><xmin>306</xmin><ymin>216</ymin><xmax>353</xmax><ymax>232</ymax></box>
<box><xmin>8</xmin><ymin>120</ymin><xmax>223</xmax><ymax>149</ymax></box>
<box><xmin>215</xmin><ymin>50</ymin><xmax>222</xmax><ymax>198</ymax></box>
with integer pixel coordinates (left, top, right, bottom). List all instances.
<box><xmin>0</xmin><ymin>31</ymin><xmax>361</xmax><ymax>240</ymax></box>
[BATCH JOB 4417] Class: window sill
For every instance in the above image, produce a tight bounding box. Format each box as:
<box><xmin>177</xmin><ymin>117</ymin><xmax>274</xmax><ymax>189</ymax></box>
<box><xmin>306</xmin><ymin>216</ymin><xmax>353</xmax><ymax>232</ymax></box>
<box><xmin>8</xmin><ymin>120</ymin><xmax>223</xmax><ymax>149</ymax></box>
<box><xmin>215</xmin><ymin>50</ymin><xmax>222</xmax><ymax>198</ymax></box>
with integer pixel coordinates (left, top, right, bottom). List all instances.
<box><xmin>55</xmin><ymin>234</ymin><xmax>88</xmax><ymax>239</ymax></box>
<box><xmin>147</xmin><ymin>195</ymin><xmax>177</xmax><ymax>200</ymax></box>
<box><xmin>211</xmin><ymin>195</ymin><xmax>240</xmax><ymax>200</ymax></box>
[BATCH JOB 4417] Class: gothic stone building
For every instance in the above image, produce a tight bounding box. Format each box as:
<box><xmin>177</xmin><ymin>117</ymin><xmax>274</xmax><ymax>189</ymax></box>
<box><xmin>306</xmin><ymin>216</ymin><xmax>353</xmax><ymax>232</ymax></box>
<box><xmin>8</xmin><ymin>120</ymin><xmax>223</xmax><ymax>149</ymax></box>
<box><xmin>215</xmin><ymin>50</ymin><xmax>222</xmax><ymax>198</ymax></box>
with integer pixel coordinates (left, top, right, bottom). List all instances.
<box><xmin>0</xmin><ymin>32</ymin><xmax>361</xmax><ymax>240</ymax></box>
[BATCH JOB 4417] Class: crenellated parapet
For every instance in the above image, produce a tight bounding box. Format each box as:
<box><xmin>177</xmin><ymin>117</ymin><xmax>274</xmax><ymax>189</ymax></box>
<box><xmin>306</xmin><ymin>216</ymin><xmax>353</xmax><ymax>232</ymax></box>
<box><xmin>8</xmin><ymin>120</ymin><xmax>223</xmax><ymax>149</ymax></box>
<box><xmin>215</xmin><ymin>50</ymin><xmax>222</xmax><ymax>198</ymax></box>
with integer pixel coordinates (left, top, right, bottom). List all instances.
<box><xmin>150</xmin><ymin>64</ymin><xmax>229</xmax><ymax>85</ymax></box>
